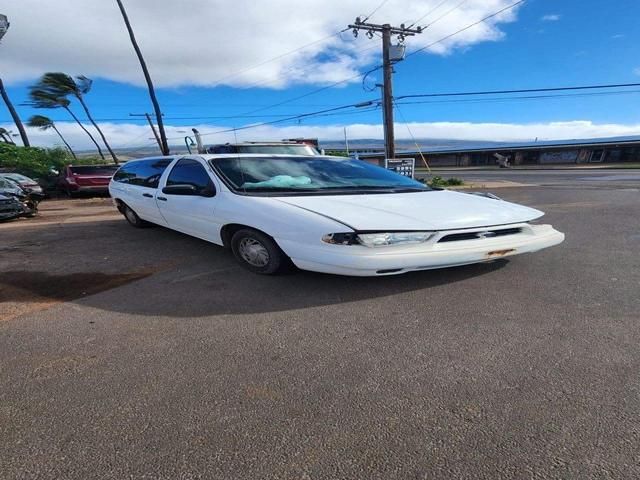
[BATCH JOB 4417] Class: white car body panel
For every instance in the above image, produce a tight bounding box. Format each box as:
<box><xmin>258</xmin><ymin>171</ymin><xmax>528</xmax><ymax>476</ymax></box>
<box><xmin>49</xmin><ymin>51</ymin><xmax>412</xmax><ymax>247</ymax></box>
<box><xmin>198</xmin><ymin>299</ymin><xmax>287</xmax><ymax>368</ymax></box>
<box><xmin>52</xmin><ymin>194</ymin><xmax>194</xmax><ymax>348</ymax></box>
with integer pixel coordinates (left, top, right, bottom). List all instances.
<box><xmin>109</xmin><ymin>154</ymin><xmax>565</xmax><ymax>276</ymax></box>
<box><xmin>274</xmin><ymin>189</ymin><xmax>543</xmax><ymax>231</ymax></box>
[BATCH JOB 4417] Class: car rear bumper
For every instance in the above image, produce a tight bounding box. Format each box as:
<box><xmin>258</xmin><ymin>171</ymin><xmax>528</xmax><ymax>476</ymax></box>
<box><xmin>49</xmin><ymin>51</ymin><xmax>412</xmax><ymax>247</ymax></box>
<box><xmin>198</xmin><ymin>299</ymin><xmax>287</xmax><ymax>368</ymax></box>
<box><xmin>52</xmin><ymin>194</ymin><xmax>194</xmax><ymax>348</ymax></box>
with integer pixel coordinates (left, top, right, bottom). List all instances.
<box><xmin>281</xmin><ymin>224</ymin><xmax>565</xmax><ymax>276</ymax></box>
<box><xmin>69</xmin><ymin>185</ymin><xmax>110</xmax><ymax>193</ymax></box>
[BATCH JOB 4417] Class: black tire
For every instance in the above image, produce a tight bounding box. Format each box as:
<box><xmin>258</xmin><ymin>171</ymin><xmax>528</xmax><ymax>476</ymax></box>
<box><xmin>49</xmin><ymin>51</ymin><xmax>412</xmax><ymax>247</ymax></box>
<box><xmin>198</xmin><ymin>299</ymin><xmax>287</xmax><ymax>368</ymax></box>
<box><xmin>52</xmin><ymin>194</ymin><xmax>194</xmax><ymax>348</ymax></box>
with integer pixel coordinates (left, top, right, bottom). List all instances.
<box><xmin>230</xmin><ymin>228</ymin><xmax>287</xmax><ymax>275</ymax></box>
<box><xmin>123</xmin><ymin>204</ymin><xmax>149</xmax><ymax>228</ymax></box>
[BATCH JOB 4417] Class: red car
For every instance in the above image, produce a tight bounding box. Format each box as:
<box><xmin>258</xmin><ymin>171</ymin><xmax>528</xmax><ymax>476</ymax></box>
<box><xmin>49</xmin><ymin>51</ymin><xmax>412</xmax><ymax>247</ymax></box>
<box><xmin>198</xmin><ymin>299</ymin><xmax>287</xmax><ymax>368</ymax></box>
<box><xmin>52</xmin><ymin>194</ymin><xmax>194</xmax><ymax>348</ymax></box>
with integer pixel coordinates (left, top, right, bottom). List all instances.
<box><xmin>57</xmin><ymin>165</ymin><xmax>119</xmax><ymax>197</ymax></box>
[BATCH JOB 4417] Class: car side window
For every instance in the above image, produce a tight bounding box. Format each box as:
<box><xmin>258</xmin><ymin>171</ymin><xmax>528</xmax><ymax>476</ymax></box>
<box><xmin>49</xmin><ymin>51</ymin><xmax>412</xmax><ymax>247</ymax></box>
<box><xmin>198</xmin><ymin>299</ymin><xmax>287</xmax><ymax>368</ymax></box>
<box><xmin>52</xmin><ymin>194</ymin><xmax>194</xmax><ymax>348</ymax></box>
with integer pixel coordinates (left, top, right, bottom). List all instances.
<box><xmin>114</xmin><ymin>158</ymin><xmax>171</xmax><ymax>188</ymax></box>
<box><xmin>165</xmin><ymin>159</ymin><xmax>215</xmax><ymax>195</ymax></box>
<box><xmin>113</xmin><ymin>162</ymin><xmax>138</xmax><ymax>184</ymax></box>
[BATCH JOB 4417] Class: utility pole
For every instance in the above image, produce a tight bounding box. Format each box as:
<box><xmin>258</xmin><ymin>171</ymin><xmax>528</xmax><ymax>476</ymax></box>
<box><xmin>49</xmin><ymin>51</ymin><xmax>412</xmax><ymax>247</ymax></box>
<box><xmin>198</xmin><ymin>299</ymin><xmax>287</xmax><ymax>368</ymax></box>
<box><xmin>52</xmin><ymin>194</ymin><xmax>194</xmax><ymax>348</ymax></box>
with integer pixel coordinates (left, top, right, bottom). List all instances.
<box><xmin>129</xmin><ymin>112</ymin><xmax>163</xmax><ymax>154</ymax></box>
<box><xmin>348</xmin><ymin>18</ymin><xmax>422</xmax><ymax>159</ymax></box>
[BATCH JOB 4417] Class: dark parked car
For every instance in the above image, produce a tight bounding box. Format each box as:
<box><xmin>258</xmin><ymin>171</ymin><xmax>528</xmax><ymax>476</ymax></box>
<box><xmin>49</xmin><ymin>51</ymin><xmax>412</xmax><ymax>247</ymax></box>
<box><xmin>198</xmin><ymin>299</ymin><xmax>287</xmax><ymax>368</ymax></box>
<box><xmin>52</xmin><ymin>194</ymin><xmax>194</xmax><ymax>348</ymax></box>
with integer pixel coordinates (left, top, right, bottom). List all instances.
<box><xmin>0</xmin><ymin>176</ymin><xmax>42</xmax><ymax>217</ymax></box>
<box><xmin>57</xmin><ymin>165</ymin><xmax>119</xmax><ymax>197</ymax></box>
<box><xmin>0</xmin><ymin>193</ymin><xmax>23</xmax><ymax>221</ymax></box>
<box><xmin>0</xmin><ymin>173</ymin><xmax>44</xmax><ymax>195</ymax></box>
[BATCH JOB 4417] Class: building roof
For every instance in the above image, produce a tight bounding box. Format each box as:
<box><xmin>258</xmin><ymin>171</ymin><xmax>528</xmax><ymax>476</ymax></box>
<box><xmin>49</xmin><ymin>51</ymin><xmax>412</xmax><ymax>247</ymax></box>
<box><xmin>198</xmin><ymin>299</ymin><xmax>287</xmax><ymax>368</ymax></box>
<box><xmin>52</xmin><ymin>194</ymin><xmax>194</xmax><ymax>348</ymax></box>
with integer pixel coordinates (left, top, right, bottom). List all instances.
<box><xmin>355</xmin><ymin>135</ymin><xmax>640</xmax><ymax>157</ymax></box>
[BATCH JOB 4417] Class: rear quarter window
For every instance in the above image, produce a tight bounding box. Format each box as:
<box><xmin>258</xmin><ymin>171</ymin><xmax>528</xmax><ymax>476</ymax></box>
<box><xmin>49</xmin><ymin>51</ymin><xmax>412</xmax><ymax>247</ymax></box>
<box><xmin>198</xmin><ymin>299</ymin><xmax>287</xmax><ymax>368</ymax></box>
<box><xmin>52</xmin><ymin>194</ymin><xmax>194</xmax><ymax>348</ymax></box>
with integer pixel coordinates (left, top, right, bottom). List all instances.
<box><xmin>113</xmin><ymin>158</ymin><xmax>173</xmax><ymax>188</ymax></box>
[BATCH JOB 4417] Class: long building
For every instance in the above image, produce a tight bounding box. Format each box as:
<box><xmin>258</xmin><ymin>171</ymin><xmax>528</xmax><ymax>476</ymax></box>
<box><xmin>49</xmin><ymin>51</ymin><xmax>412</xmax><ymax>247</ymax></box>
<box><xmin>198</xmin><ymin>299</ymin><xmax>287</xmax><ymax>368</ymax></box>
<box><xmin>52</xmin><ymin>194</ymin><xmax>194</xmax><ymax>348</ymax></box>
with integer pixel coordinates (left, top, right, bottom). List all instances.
<box><xmin>352</xmin><ymin>135</ymin><xmax>640</xmax><ymax>167</ymax></box>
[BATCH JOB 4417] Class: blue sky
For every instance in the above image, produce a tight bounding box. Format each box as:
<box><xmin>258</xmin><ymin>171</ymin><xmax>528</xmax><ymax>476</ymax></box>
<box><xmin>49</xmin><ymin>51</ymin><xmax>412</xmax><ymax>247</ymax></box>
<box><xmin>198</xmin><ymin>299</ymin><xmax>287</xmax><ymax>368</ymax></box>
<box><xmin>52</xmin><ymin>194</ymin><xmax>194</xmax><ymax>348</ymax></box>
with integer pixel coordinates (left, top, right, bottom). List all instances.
<box><xmin>2</xmin><ymin>0</ymin><xmax>640</xmax><ymax>148</ymax></box>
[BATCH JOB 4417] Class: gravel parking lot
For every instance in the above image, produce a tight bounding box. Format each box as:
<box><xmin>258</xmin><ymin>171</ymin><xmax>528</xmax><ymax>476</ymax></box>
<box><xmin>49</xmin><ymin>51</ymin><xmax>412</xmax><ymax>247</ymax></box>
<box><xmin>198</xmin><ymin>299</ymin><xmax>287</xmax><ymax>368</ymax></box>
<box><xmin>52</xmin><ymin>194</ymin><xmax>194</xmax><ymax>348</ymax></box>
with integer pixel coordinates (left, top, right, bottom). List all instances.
<box><xmin>1</xmin><ymin>177</ymin><xmax>639</xmax><ymax>479</ymax></box>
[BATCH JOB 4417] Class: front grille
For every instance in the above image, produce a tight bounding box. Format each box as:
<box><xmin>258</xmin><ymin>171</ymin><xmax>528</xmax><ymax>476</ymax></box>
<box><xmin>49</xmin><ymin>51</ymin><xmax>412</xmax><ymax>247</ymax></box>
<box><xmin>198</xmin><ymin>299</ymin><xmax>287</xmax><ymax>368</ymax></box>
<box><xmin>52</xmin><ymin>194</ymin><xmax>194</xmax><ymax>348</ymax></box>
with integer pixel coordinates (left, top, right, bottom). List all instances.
<box><xmin>438</xmin><ymin>227</ymin><xmax>523</xmax><ymax>243</ymax></box>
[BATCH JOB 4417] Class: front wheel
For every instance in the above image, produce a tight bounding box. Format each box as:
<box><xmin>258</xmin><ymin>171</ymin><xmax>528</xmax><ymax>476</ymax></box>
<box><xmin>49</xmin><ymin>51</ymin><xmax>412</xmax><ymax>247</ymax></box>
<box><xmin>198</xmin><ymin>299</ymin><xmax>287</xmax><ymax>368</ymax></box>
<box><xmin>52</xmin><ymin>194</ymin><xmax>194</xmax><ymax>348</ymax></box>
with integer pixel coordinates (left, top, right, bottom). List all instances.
<box><xmin>230</xmin><ymin>229</ymin><xmax>287</xmax><ymax>275</ymax></box>
<box><xmin>123</xmin><ymin>204</ymin><xmax>149</xmax><ymax>228</ymax></box>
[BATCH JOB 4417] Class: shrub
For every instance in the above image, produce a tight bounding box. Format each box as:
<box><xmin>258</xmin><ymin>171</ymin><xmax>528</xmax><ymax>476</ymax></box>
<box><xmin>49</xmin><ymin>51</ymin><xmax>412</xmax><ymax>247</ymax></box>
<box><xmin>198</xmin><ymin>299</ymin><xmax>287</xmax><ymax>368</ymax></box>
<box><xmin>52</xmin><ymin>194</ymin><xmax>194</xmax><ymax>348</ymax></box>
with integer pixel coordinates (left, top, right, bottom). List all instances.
<box><xmin>427</xmin><ymin>175</ymin><xmax>464</xmax><ymax>187</ymax></box>
<box><xmin>0</xmin><ymin>144</ymin><xmax>103</xmax><ymax>180</ymax></box>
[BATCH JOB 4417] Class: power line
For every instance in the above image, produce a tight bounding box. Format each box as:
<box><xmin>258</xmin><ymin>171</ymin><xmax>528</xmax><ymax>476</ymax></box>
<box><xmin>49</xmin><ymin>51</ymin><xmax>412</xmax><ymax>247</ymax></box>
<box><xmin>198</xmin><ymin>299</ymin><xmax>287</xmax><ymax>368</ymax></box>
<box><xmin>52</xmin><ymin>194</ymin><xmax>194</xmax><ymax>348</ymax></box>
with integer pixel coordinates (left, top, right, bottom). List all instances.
<box><xmin>232</xmin><ymin>1</ymin><xmax>526</xmax><ymax>118</ymax></box>
<box><xmin>406</xmin><ymin>0</ymin><xmax>451</xmax><ymax>28</ymax></box>
<box><xmin>239</xmin><ymin>70</ymin><xmax>377</xmax><ymax>116</ymax></box>
<box><xmin>362</xmin><ymin>0</ymin><xmax>392</xmax><ymax>23</ymax></box>
<box><xmin>395</xmin><ymin>89</ymin><xmax>640</xmax><ymax>106</ymax></box>
<box><xmin>165</xmin><ymin>100</ymin><xmax>379</xmax><ymax>140</ymax></box>
<box><xmin>423</xmin><ymin>0</ymin><xmax>471</xmax><ymax>29</ymax></box>
<box><xmin>406</xmin><ymin>0</ymin><xmax>526</xmax><ymax>58</ymax></box>
<box><xmin>206</xmin><ymin>30</ymin><xmax>348</xmax><ymax>88</ymax></box>
<box><xmin>395</xmin><ymin>82</ymin><xmax>640</xmax><ymax>100</ymax></box>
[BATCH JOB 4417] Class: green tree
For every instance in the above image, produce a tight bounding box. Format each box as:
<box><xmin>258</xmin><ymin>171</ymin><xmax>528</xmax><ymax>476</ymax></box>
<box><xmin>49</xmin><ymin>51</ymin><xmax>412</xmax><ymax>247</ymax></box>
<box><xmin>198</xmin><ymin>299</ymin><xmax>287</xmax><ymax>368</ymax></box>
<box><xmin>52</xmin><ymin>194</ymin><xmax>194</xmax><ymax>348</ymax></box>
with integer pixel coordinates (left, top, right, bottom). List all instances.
<box><xmin>36</xmin><ymin>72</ymin><xmax>118</xmax><ymax>164</ymax></box>
<box><xmin>27</xmin><ymin>114</ymin><xmax>77</xmax><ymax>160</ymax></box>
<box><xmin>28</xmin><ymin>88</ymin><xmax>106</xmax><ymax>160</ymax></box>
<box><xmin>0</xmin><ymin>143</ymin><xmax>72</xmax><ymax>179</ymax></box>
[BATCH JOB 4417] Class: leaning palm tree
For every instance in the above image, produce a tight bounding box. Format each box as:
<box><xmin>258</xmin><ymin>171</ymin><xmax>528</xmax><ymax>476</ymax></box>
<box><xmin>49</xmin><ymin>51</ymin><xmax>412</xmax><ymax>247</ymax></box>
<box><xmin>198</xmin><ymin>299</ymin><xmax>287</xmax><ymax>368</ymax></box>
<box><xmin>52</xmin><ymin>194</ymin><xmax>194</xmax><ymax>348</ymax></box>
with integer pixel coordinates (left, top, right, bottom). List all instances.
<box><xmin>27</xmin><ymin>114</ymin><xmax>77</xmax><ymax>160</ymax></box>
<box><xmin>35</xmin><ymin>72</ymin><xmax>118</xmax><ymax>164</ymax></box>
<box><xmin>0</xmin><ymin>15</ymin><xmax>30</xmax><ymax>147</ymax></box>
<box><xmin>0</xmin><ymin>126</ymin><xmax>15</xmax><ymax>144</ymax></box>
<box><xmin>0</xmin><ymin>78</ymin><xmax>29</xmax><ymax>147</ymax></box>
<box><xmin>28</xmin><ymin>88</ymin><xmax>105</xmax><ymax>159</ymax></box>
<box><xmin>116</xmin><ymin>0</ymin><xmax>169</xmax><ymax>155</ymax></box>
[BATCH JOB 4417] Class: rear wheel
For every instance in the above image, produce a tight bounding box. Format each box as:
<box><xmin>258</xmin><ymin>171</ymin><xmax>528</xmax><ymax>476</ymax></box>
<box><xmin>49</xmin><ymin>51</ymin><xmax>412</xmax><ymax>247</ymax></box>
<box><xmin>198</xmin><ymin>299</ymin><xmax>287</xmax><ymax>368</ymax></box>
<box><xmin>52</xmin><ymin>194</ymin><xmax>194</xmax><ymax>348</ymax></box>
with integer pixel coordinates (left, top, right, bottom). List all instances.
<box><xmin>123</xmin><ymin>204</ymin><xmax>149</xmax><ymax>228</ymax></box>
<box><xmin>230</xmin><ymin>229</ymin><xmax>286</xmax><ymax>275</ymax></box>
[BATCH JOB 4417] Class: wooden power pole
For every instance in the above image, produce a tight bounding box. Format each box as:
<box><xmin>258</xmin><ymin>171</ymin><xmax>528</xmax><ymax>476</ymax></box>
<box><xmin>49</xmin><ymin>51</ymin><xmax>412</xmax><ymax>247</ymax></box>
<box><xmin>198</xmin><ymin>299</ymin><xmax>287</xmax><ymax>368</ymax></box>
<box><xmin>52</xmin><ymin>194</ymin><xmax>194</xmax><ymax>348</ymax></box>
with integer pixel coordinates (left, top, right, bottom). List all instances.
<box><xmin>348</xmin><ymin>18</ymin><xmax>422</xmax><ymax>159</ymax></box>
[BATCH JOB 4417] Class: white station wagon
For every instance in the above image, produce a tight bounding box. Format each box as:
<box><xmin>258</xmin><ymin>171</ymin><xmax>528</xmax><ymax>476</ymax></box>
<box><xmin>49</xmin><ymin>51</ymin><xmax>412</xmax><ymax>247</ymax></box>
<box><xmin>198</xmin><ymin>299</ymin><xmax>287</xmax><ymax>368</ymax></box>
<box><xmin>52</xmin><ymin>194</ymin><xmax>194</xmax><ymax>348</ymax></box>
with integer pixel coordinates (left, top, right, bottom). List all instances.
<box><xmin>109</xmin><ymin>154</ymin><xmax>564</xmax><ymax>276</ymax></box>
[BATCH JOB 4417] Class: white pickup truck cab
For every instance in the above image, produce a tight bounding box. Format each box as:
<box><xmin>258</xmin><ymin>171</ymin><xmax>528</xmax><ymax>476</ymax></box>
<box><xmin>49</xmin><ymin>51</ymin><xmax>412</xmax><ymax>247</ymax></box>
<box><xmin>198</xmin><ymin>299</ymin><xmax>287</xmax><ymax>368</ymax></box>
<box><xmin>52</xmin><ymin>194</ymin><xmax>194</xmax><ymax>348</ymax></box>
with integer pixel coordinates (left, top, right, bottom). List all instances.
<box><xmin>109</xmin><ymin>154</ymin><xmax>564</xmax><ymax>276</ymax></box>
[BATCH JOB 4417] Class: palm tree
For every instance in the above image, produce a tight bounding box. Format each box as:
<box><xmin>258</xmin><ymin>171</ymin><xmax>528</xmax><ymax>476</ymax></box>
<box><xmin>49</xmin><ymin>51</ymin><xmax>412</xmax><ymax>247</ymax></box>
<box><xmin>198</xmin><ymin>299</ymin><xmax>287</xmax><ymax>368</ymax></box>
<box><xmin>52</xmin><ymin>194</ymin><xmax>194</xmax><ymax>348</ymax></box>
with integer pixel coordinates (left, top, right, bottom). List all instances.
<box><xmin>0</xmin><ymin>78</ymin><xmax>30</xmax><ymax>147</ymax></box>
<box><xmin>0</xmin><ymin>15</ymin><xmax>30</xmax><ymax>147</ymax></box>
<box><xmin>28</xmin><ymin>88</ymin><xmax>105</xmax><ymax>159</ymax></box>
<box><xmin>0</xmin><ymin>126</ymin><xmax>15</xmax><ymax>144</ymax></box>
<box><xmin>116</xmin><ymin>0</ymin><xmax>169</xmax><ymax>155</ymax></box>
<box><xmin>35</xmin><ymin>72</ymin><xmax>118</xmax><ymax>164</ymax></box>
<box><xmin>27</xmin><ymin>114</ymin><xmax>77</xmax><ymax>160</ymax></box>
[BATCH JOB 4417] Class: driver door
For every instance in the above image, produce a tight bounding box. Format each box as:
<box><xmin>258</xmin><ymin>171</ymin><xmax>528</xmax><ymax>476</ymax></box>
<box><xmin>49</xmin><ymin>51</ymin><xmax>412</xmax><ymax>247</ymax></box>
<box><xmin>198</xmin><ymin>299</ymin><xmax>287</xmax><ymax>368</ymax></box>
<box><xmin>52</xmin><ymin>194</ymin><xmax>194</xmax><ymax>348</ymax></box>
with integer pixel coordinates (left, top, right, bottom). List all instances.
<box><xmin>156</xmin><ymin>158</ymin><xmax>221</xmax><ymax>242</ymax></box>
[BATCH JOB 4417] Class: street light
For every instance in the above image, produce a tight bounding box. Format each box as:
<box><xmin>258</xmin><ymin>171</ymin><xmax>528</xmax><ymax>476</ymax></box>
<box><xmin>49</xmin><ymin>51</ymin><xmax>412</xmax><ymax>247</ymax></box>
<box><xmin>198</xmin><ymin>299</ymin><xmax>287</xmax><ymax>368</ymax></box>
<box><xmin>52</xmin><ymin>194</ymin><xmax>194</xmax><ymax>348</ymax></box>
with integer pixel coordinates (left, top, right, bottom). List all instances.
<box><xmin>0</xmin><ymin>14</ymin><xmax>9</xmax><ymax>41</ymax></box>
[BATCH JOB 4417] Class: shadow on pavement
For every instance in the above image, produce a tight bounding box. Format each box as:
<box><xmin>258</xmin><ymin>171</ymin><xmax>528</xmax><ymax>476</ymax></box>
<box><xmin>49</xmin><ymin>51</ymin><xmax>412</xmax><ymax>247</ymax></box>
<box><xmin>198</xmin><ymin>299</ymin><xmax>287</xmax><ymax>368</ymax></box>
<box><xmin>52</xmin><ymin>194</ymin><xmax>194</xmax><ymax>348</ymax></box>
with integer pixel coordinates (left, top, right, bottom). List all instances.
<box><xmin>80</xmin><ymin>259</ymin><xmax>508</xmax><ymax>317</ymax></box>
<box><xmin>1</xmin><ymin>218</ymin><xmax>508</xmax><ymax>317</ymax></box>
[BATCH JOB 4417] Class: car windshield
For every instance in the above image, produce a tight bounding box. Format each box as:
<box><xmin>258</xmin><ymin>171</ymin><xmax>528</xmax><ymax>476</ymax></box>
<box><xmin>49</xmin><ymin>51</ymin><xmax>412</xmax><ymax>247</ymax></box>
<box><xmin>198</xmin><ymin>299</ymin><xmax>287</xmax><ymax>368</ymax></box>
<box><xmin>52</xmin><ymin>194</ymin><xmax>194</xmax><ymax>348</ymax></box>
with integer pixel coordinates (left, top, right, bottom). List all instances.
<box><xmin>69</xmin><ymin>165</ymin><xmax>119</xmax><ymax>175</ymax></box>
<box><xmin>211</xmin><ymin>156</ymin><xmax>429</xmax><ymax>195</ymax></box>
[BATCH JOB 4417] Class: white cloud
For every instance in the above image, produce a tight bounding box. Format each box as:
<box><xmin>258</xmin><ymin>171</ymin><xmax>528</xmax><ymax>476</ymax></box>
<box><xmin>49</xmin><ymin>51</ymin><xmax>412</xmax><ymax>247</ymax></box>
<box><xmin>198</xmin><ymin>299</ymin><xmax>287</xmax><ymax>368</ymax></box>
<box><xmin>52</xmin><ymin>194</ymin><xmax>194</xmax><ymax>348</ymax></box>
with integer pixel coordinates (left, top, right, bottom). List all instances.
<box><xmin>1</xmin><ymin>0</ymin><xmax>522</xmax><ymax>88</ymax></box>
<box><xmin>6</xmin><ymin>120</ymin><xmax>640</xmax><ymax>151</ymax></box>
<box><xmin>541</xmin><ymin>14</ymin><xmax>561</xmax><ymax>21</ymax></box>
<box><xmin>633</xmin><ymin>67</ymin><xmax>640</xmax><ymax>77</ymax></box>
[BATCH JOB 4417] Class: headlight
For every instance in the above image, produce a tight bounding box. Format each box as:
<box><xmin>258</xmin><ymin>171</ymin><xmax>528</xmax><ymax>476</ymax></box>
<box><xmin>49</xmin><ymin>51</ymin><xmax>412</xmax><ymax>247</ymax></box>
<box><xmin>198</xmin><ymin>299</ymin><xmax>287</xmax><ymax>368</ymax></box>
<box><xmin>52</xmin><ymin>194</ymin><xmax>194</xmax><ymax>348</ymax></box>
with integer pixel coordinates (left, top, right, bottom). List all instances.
<box><xmin>322</xmin><ymin>231</ymin><xmax>434</xmax><ymax>247</ymax></box>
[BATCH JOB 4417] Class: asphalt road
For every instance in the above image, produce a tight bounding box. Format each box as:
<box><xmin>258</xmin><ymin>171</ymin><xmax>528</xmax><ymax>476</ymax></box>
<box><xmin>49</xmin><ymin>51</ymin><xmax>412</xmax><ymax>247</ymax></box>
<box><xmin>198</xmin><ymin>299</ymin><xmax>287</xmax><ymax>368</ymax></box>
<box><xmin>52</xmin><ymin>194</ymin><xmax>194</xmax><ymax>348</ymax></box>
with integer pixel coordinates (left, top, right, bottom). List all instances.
<box><xmin>1</xmin><ymin>178</ymin><xmax>639</xmax><ymax>479</ymax></box>
<box><xmin>425</xmin><ymin>167</ymin><xmax>640</xmax><ymax>188</ymax></box>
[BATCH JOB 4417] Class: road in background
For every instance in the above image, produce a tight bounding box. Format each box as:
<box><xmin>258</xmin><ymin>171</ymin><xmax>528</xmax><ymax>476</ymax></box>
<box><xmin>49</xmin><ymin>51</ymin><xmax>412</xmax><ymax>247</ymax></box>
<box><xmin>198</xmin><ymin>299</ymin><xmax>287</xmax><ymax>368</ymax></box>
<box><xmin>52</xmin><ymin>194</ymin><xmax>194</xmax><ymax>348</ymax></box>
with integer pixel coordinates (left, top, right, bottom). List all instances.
<box><xmin>421</xmin><ymin>168</ymin><xmax>640</xmax><ymax>188</ymax></box>
<box><xmin>1</xmin><ymin>180</ymin><xmax>639</xmax><ymax>479</ymax></box>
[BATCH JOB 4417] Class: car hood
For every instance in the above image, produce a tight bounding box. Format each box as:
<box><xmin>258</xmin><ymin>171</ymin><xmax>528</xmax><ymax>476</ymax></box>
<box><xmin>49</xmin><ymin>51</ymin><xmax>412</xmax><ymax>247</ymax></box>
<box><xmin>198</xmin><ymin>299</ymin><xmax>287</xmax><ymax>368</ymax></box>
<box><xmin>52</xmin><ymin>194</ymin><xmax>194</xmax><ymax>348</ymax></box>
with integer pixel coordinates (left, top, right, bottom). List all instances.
<box><xmin>275</xmin><ymin>190</ymin><xmax>544</xmax><ymax>231</ymax></box>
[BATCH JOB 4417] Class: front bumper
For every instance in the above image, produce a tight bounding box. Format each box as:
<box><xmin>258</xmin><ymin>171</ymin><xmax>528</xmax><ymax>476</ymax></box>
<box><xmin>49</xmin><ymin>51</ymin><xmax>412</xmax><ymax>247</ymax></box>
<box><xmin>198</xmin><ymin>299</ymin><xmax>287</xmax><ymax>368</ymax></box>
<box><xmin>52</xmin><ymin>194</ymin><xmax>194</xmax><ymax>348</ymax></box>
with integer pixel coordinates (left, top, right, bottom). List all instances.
<box><xmin>280</xmin><ymin>223</ymin><xmax>565</xmax><ymax>276</ymax></box>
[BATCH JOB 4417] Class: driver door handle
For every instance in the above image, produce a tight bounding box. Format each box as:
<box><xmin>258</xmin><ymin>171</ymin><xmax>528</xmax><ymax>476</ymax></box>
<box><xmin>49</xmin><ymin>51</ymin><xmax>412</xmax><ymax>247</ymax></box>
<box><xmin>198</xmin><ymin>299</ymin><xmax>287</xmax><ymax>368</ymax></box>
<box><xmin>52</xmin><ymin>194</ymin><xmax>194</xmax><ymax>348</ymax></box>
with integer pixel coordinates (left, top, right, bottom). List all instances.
<box><xmin>157</xmin><ymin>196</ymin><xmax>167</xmax><ymax>201</ymax></box>
<box><xmin>142</xmin><ymin>193</ymin><xmax>153</xmax><ymax>198</ymax></box>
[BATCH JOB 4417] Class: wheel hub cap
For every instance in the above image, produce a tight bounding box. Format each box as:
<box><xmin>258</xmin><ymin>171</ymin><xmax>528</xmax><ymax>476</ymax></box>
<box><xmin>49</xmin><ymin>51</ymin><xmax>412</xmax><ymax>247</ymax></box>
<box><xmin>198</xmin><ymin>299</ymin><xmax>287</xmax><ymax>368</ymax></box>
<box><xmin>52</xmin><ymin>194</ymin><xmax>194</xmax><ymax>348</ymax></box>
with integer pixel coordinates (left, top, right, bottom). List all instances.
<box><xmin>238</xmin><ymin>238</ymin><xmax>269</xmax><ymax>267</ymax></box>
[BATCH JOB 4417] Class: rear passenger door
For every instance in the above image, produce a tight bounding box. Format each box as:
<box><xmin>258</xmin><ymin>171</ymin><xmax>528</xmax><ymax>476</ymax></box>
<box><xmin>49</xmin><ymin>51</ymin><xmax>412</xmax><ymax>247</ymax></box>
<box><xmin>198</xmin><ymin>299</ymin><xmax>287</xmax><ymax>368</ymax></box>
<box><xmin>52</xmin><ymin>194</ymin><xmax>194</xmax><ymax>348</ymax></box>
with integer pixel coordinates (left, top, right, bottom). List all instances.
<box><xmin>156</xmin><ymin>158</ymin><xmax>221</xmax><ymax>242</ymax></box>
<box><xmin>112</xmin><ymin>158</ymin><xmax>173</xmax><ymax>224</ymax></box>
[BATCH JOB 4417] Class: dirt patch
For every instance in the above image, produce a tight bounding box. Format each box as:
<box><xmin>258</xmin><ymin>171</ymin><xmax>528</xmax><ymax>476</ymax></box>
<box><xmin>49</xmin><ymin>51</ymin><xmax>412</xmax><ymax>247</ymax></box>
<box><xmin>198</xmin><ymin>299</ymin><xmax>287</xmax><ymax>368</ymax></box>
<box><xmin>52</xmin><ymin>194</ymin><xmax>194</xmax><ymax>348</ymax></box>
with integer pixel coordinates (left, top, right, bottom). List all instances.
<box><xmin>0</xmin><ymin>271</ymin><xmax>151</xmax><ymax>321</ymax></box>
